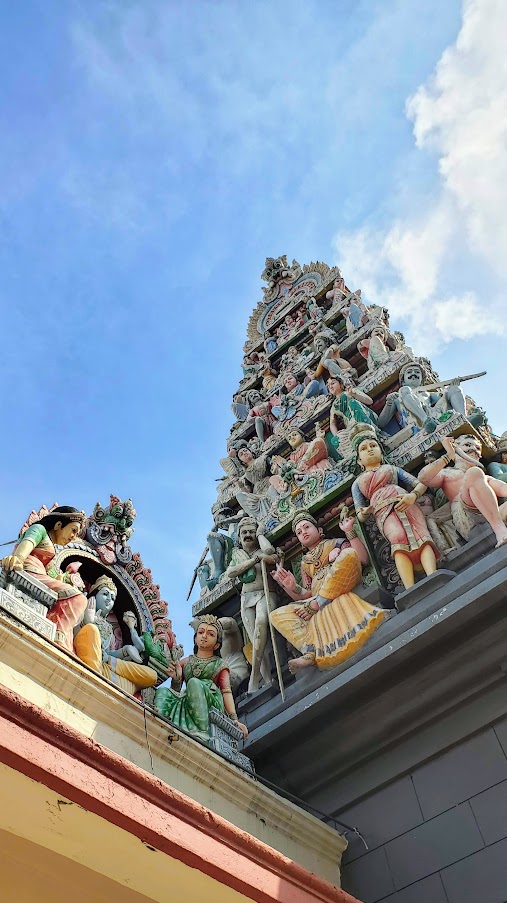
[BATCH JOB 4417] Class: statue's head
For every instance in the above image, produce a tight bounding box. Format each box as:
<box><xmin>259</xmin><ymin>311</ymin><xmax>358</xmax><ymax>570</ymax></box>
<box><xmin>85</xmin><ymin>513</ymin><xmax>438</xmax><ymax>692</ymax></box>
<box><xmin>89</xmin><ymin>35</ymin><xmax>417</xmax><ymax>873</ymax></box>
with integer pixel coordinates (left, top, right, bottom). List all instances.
<box><xmin>314</xmin><ymin>334</ymin><xmax>330</xmax><ymax>355</ymax></box>
<box><xmin>237</xmin><ymin>443</ymin><xmax>254</xmax><ymax>466</ymax></box>
<box><xmin>351</xmin><ymin>424</ymin><xmax>384</xmax><ymax>470</ymax></box>
<box><xmin>238</xmin><ymin>516</ymin><xmax>258</xmax><ymax>549</ymax></box>
<box><xmin>288</xmin><ymin>429</ymin><xmax>305</xmax><ymax>449</ymax></box>
<box><xmin>327</xmin><ymin>376</ymin><xmax>345</xmax><ymax>396</ymax></box>
<box><xmin>248</xmin><ymin>436</ymin><xmax>262</xmax><ymax>455</ymax></box>
<box><xmin>284</xmin><ymin>373</ymin><xmax>299</xmax><ymax>392</ymax></box>
<box><xmin>246</xmin><ymin>389</ymin><xmax>262</xmax><ymax>408</ymax></box>
<box><xmin>399</xmin><ymin>362</ymin><xmax>425</xmax><ymax>389</ymax></box>
<box><xmin>89</xmin><ymin>575</ymin><xmax>117</xmax><ymax>616</ymax></box>
<box><xmin>193</xmin><ymin>614</ymin><xmax>222</xmax><ymax>656</ymax></box>
<box><xmin>455</xmin><ymin>434</ymin><xmax>482</xmax><ymax>461</ymax></box>
<box><xmin>292</xmin><ymin>511</ymin><xmax>323</xmax><ymax>550</ymax></box>
<box><xmin>35</xmin><ymin>506</ymin><xmax>86</xmax><ymax>546</ymax></box>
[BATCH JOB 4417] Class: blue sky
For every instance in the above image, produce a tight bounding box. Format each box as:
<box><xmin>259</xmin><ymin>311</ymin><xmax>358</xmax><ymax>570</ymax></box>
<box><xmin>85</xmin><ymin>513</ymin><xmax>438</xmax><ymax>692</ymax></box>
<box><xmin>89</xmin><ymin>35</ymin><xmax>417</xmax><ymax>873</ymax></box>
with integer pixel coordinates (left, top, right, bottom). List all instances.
<box><xmin>1</xmin><ymin>0</ymin><xmax>505</xmax><ymax>649</ymax></box>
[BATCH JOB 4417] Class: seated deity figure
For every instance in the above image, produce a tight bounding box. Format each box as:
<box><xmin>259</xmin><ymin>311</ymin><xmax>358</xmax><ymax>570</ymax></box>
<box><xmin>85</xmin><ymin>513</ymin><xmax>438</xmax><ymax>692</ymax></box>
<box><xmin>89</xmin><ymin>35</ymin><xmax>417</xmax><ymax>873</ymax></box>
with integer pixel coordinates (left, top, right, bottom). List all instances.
<box><xmin>325</xmin><ymin>275</ymin><xmax>348</xmax><ymax>310</ymax></box>
<box><xmin>231</xmin><ymin>393</ymin><xmax>248</xmax><ymax>422</ymax></box>
<box><xmin>235</xmin><ymin>443</ymin><xmax>286</xmax><ymax>522</ymax></box>
<box><xmin>273</xmin><ymin>427</ymin><xmax>333</xmax><ymax>475</ymax></box>
<box><xmin>155</xmin><ymin>615</ymin><xmax>248</xmax><ymax>742</ymax></box>
<box><xmin>377</xmin><ymin>361</ymin><xmax>467</xmax><ymax>434</ymax></box>
<box><xmin>224</xmin><ymin>518</ymin><xmax>279</xmax><ymax>694</ymax></box>
<box><xmin>73</xmin><ymin>576</ymin><xmax>157</xmax><ymax>694</ymax></box>
<box><xmin>311</xmin><ymin>333</ymin><xmax>358</xmax><ymax>383</ymax></box>
<box><xmin>342</xmin><ymin>290</ymin><xmax>368</xmax><ymax>335</ymax></box>
<box><xmin>307</xmin><ymin>296</ymin><xmax>325</xmax><ymax>321</ymax></box>
<box><xmin>1</xmin><ymin>506</ymin><xmax>88</xmax><ymax>653</ymax></box>
<box><xmin>283</xmin><ymin>371</ymin><xmax>327</xmax><ymax>404</ymax></box>
<box><xmin>351</xmin><ymin>427</ymin><xmax>439</xmax><ymax>590</ymax></box>
<box><xmin>263</xmin><ymin>330</ymin><xmax>278</xmax><ymax>354</ymax></box>
<box><xmin>271</xmin><ymin>510</ymin><xmax>386</xmax><ymax>673</ymax></box>
<box><xmin>246</xmin><ymin>389</ymin><xmax>276</xmax><ymax>443</ymax></box>
<box><xmin>357</xmin><ymin>324</ymin><xmax>405</xmax><ymax>371</ymax></box>
<box><xmin>487</xmin><ymin>432</ymin><xmax>507</xmax><ymax>483</ymax></box>
<box><xmin>327</xmin><ymin>376</ymin><xmax>378</xmax><ymax>433</ymax></box>
<box><xmin>418</xmin><ymin>434</ymin><xmax>507</xmax><ymax>547</ymax></box>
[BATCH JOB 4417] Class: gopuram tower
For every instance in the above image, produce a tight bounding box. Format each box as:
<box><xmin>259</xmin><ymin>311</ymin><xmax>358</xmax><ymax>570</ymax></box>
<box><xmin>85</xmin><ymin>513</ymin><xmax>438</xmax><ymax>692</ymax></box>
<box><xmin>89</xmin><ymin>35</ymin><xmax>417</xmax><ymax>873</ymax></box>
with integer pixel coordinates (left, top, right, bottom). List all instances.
<box><xmin>191</xmin><ymin>255</ymin><xmax>507</xmax><ymax>902</ymax></box>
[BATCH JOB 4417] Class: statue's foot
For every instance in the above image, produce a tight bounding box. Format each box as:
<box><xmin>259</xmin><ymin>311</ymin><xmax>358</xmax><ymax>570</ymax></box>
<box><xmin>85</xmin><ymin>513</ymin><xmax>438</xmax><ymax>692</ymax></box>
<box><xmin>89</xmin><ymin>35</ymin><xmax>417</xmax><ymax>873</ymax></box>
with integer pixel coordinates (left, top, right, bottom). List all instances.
<box><xmin>247</xmin><ymin>679</ymin><xmax>260</xmax><ymax>694</ymax></box>
<box><xmin>288</xmin><ymin>657</ymin><xmax>315</xmax><ymax>674</ymax></box>
<box><xmin>206</xmin><ymin>575</ymin><xmax>222</xmax><ymax>590</ymax></box>
<box><xmin>495</xmin><ymin>533</ymin><xmax>507</xmax><ymax>549</ymax></box>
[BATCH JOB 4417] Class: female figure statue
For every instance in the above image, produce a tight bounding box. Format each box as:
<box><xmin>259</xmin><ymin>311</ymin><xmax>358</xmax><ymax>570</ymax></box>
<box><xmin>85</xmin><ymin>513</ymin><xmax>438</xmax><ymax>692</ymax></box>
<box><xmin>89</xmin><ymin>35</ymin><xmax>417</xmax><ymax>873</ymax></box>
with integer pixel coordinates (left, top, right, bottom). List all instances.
<box><xmin>1</xmin><ymin>506</ymin><xmax>88</xmax><ymax>652</ymax></box>
<box><xmin>351</xmin><ymin>426</ymin><xmax>438</xmax><ymax>589</ymax></box>
<box><xmin>235</xmin><ymin>443</ymin><xmax>281</xmax><ymax>522</ymax></box>
<box><xmin>74</xmin><ymin>576</ymin><xmax>157</xmax><ymax>694</ymax></box>
<box><xmin>271</xmin><ymin>511</ymin><xmax>386</xmax><ymax>673</ymax></box>
<box><xmin>327</xmin><ymin>377</ymin><xmax>378</xmax><ymax>431</ymax></box>
<box><xmin>154</xmin><ymin>615</ymin><xmax>248</xmax><ymax>742</ymax></box>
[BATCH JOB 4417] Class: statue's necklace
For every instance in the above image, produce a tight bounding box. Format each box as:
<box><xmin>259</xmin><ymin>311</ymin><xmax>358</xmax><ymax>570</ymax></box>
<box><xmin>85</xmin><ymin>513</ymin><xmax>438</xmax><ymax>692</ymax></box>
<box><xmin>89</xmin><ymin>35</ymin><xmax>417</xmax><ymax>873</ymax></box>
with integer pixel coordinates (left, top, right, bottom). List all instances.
<box><xmin>303</xmin><ymin>540</ymin><xmax>327</xmax><ymax>566</ymax></box>
<box><xmin>188</xmin><ymin>653</ymin><xmax>217</xmax><ymax>677</ymax></box>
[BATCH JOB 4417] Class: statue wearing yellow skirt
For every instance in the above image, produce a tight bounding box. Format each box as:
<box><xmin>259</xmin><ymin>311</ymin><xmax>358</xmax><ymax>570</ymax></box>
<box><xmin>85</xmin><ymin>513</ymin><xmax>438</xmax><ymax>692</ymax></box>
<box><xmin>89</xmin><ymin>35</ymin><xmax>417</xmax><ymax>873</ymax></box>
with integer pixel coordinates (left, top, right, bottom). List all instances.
<box><xmin>270</xmin><ymin>511</ymin><xmax>387</xmax><ymax>674</ymax></box>
<box><xmin>74</xmin><ymin>576</ymin><xmax>157</xmax><ymax>695</ymax></box>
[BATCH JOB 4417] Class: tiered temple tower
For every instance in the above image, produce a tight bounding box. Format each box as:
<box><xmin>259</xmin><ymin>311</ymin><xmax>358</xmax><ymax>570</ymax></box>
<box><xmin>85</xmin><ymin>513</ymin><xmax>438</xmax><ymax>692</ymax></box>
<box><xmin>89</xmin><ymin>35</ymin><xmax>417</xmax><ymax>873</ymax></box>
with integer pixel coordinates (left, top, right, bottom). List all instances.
<box><xmin>192</xmin><ymin>256</ymin><xmax>507</xmax><ymax>902</ymax></box>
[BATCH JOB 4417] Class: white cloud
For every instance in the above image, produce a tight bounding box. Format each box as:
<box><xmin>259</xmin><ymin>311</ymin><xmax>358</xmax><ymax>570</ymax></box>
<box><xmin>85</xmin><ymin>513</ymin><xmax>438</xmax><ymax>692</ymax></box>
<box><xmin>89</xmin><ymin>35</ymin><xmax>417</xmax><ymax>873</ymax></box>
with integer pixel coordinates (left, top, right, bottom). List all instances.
<box><xmin>334</xmin><ymin>0</ymin><xmax>507</xmax><ymax>351</ymax></box>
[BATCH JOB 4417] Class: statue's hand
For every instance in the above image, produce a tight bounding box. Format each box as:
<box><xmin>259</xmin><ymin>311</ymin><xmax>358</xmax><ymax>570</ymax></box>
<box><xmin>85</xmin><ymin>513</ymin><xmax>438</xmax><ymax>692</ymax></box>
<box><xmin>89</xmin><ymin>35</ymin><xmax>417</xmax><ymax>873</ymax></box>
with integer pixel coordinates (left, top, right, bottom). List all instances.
<box><xmin>123</xmin><ymin>611</ymin><xmax>137</xmax><ymax>629</ymax></box>
<box><xmin>340</xmin><ymin>515</ymin><xmax>355</xmax><ymax>534</ymax></box>
<box><xmin>328</xmin><ymin>548</ymin><xmax>340</xmax><ymax>563</ymax></box>
<box><xmin>236</xmin><ymin>721</ymin><xmax>248</xmax><ymax>740</ymax></box>
<box><xmin>0</xmin><ymin>555</ymin><xmax>24</xmax><ymax>572</ymax></box>
<box><xmin>442</xmin><ymin>436</ymin><xmax>456</xmax><ymax>460</ymax></box>
<box><xmin>271</xmin><ymin>564</ymin><xmax>296</xmax><ymax>592</ymax></box>
<box><xmin>395</xmin><ymin>492</ymin><xmax>417</xmax><ymax>512</ymax></box>
<box><xmin>358</xmin><ymin>506</ymin><xmax>372</xmax><ymax>521</ymax></box>
<box><xmin>259</xmin><ymin>552</ymin><xmax>278</xmax><ymax>565</ymax></box>
<box><xmin>84</xmin><ymin>597</ymin><xmax>96</xmax><ymax>624</ymax></box>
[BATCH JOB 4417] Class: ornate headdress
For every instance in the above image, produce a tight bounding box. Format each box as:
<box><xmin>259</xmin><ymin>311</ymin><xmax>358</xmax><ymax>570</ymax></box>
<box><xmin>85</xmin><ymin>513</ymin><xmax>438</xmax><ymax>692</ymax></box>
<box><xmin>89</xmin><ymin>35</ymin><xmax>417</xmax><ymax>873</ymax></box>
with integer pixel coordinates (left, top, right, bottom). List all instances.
<box><xmin>497</xmin><ymin>431</ymin><xmax>507</xmax><ymax>452</ymax></box>
<box><xmin>349</xmin><ymin>422</ymin><xmax>379</xmax><ymax>453</ymax></box>
<box><xmin>398</xmin><ymin>359</ymin><xmax>428</xmax><ymax>385</ymax></box>
<box><xmin>292</xmin><ymin>511</ymin><xmax>318</xmax><ymax>532</ymax></box>
<box><xmin>238</xmin><ymin>515</ymin><xmax>257</xmax><ymax>532</ymax></box>
<box><xmin>194</xmin><ymin>614</ymin><xmax>223</xmax><ymax>644</ymax></box>
<box><xmin>88</xmin><ymin>575</ymin><xmax>117</xmax><ymax>597</ymax></box>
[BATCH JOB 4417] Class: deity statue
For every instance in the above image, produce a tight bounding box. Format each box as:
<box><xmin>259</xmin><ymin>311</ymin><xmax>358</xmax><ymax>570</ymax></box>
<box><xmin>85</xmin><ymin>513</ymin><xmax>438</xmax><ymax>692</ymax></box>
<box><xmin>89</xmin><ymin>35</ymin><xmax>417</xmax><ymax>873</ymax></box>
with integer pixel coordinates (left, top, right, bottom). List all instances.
<box><xmin>263</xmin><ymin>330</ymin><xmax>278</xmax><ymax>354</ymax></box>
<box><xmin>418</xmin><ymin>434</ymin><xmax>507</xmax><ymax>547</ymax></box>
<box><xmin>377</xmin><ymin>361</ymin><xmax>469</xmax><ymax>434</ymax></box>
<box><xmin>270</xmin><ymin>510</ymin><xmax>386</xmax><ymax>673</ymax></box>
<box><xmin>487</xmin><ymin>432</ymin><xmax>507</xmax><ymax>483</ymax></box>
<box><xmin>235</xmin><ymin>444</ymin><xmax>284</xmax><ymax>522</ymax></box>
<box><xmin>122</xmin><ymin>610</ymin><xmax>177</xmax><ymax>671</ymax></box>
<box><xmin>275</xmin><ymin>427</ymin><xmax>333</xmax><ymax>475</ymax></box>
<box><xmin>199</xmin><ymin>510</ymin><xmax>243</xmax><ymax>591</ymax></box>
<box><xmin>325</xmin><ymin>275</ymin><xmax>348</xmax><ymax>309</ymax></box>
<box><xmin>1</xmin><ymin>506</ymin><xmax>88</xmax><ymax>652</ymax></box>
<box><xmin>154</xmin><ymin>615</ymin><xmax>248</xmax><ymax>742</ymax></box>
<box><xmin>327</xmin><ymin>376</ymin><xmax>378</xmax><ymax>432</ymax></box>
<box><xmin>342</xmin><ymin>290</ymin><xmax>368</xmax><ymax>335</ymax></box>
<box><xmin>73</xmin><ymin>576</ymin><xmax>157</xmax><ymax>694</ymax></box>
<box><xmin>306</xmin><ymin>296</ymin><xmax>324</xmax><ymax>321</ymax></box>
<box><xmin>231</xmin><ymin>393</ymin><xmax>249</xmax><ymax>423</ymax></box>
<box><xmin>246</xmin><ymin>389</ymin><xmax>276</xmax><ymax>443</ymax></box>
<box><xmin>224</xmin><ymin>517</ymin><xmax>279</xmax><ymax>694</ymax></box>
<box><xmin>351</xmin><ymin>427</ymin><xmax>439</xmax><ymax>589</ymax></box>
<box><xmin>357</xmin><ymin>324</ymin><xmax>405</xmax><ymax>371</ymax></box>
<box><xmin>219</xmin><ymin>616</ymin><xmax>250</xmax><ymax>694</ymax></box>
<box><xmin>312</xmin><ymin>333</ymin><xmax>358</xmax><ymax>383</ymax></box>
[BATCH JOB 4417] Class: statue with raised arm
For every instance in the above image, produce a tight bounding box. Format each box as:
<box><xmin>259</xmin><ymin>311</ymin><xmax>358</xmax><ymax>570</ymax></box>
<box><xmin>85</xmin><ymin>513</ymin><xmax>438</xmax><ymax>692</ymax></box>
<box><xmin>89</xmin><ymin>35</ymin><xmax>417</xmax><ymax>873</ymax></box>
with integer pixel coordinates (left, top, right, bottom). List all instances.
<box><xmin>73</xmin><ymin>576</ymin><xmax>157</xmax><ymax>694</ymax></box>
<box><xmin>270</xmin><ymin>510</ymin><xmax>385</xmax><ymax>673</ymax></box>
<box><xmin>377</xmin><ymin>362</ymin><xmax>482</xmax><ymax>434</ymax></box>
<box><xmin>351</xmin><ymin>426</ymin><xmax>439</xmax><ymax>590</ymax></box>
<box><xmin>311</xmin><ymin>333</ymin><xmax>358</xmax><ymax>383</ymax></box>
<box><xmin>487</xmin><ymin>432</ymin><xmax>507</xmax><ymax>484</ymax></box>
<box><xmin>418</xmin><ymin>434</ymin><xmax>507</xmax><ymax>547</ymax></box>
<box><xmin>154</xmin><ymin>615</ymin><xmax>248</xmax><ymax>742</ymax></box>
<box><xmin>327</xmin><ymin>376</ymin><xmax>378</xmax><ymax>432</ymax></box>
<box><xmin>224</xmin><ymin>517</ymin><xmax>279</xmax><ymax>694</ymax></box>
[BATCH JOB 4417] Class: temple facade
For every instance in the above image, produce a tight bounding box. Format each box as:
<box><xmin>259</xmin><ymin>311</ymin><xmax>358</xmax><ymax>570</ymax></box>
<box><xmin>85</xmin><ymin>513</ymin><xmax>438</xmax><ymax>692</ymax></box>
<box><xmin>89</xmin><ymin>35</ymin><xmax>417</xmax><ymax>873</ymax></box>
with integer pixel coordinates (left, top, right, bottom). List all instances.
<box><xmin>191</xmin><ymin>256</ymin><xmax>507</xmax><ymax>903</ymax></box>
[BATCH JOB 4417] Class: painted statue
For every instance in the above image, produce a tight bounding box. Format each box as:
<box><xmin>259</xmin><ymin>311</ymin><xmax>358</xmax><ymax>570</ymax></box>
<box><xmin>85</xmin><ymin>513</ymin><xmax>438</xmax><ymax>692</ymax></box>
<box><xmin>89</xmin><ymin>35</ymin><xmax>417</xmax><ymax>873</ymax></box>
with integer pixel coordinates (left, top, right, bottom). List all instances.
<box><xmin>327</xmin><ymin>376</ymin><xmax>378</xmax><ymax>431</ymax></box>
<box><xmin>271</xmin><ymin>510</ymin><xmax>386</xmax><ymax>673</ymax></box>
<box><xmin>235</xmin><ymin>444</ymin><xmax>284</xmax><ymax>522</ymax></box>
<box><xmin>312</xmin><ymin>333</ymin><xmax>358</xmax><ymax>383</ymax></box>
<box><xmin>351</xmin><ymin>427</ymin><xmax>439</xmax><ymax>589</ymax></box>
<box><xmin>487</xmin><ymin>432</ymin><xmax>507</xmax><ymax>483</ymax></box>
<box><xmin>224</xmin><ymin>517</ymin><xmax>279</xmax><ymax>694</ymax></box>
<box><xmin>73</xmin><ymin>575</ymin><xmax>157</xmax><ymax>694</ymax></box>
<box><xmin>325</xmin><ymin>275</ymin><xmax>348</xmax><ymax>309</ymax></box>
<box><xmin>418</xmin><ymin>434</ymin><xmax>507</xmax><ymax>547</ymax></box>
<box><xmin>279</xmin><ymin>427</ymin><xmax>333</xmax><ymax>474</ymax></box>
<box><xmin>357</xmin><ymin>324</ymin><xmax>404</xmax><ymax>371</ymax></box>
<box><xmin>154</xmin><ymin>615</ymin><xmax>248</xmax><ymax>742</ymax></box>
<box><xmin>342</xmin><ymin>290</ymin><xmax>368</xmax><ymax>335</ymax></box>
<box><xmin>246</xmin><ymin>389</ymin><xmax>275</xmax><ymax>443</ymax></box>
<box><xmin>1</xmin><ymin>506</ymin><xmax>88</xmax><ymax>652</ymax></box>
<box><xmin>377</xmin><ymin>361</ymin><xmax>468</xmax><ymax>434</ymax></box>
<box><xmin>263</xmin><ymin>330</ymin><xmax>278</xmax><ymax>354</ymax></box>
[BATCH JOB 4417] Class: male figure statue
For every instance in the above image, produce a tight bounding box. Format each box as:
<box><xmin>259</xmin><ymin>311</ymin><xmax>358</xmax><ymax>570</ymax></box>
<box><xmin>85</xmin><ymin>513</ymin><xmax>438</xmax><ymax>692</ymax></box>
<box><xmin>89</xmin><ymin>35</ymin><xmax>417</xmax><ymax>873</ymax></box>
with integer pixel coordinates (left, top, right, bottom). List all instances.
<box><xmin>378</xmin><ymin>362</ymin><xmax>467</xmax><ymax>434</ymax></box>
<box><xmin>224</xmin><ymin>516</ymin><xmax>279</xmax><ymax>694</ymax></box>
<box><xmin>418</xmin><ymin>434</ymin><xmax>507</xmax><ymax>547</ymax></box>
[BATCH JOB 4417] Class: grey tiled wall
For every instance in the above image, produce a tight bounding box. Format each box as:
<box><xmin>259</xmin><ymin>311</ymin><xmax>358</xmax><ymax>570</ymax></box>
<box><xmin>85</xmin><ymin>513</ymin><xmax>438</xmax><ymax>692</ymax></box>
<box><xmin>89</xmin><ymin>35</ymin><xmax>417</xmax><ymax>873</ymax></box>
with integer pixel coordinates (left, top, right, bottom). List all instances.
<box><xmin>339</xmin><ymin>718</ymin><xmax>507</xmax><ymax>903</ymax></box>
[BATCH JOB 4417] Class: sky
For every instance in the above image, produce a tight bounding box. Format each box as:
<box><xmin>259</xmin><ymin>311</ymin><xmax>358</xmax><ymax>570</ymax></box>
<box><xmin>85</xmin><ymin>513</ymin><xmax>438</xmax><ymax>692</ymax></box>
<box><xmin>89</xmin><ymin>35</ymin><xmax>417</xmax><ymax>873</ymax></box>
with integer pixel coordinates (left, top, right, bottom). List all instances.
<box><xmin>1</xmin><ymin>0</ymin><xmax>506</xmax><ymax>650</ymax></box>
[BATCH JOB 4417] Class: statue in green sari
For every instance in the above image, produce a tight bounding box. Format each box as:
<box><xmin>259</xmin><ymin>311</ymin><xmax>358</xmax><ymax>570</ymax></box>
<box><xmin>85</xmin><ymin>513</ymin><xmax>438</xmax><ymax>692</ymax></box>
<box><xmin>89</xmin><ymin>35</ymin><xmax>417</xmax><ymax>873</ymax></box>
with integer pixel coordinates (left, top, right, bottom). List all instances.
<box><xmin>154</xmin><ymin>614</ymin><xmax>248</xmax><ymax>743</ymax></box>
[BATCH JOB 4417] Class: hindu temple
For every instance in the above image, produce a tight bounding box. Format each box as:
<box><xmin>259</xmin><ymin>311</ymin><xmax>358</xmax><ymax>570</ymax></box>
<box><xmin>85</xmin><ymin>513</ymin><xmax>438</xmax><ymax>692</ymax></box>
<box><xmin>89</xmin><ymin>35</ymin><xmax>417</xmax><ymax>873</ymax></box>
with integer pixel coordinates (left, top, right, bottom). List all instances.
<box><xmin>1</xmin><ymin>255</ymin><xmax>506</xmax><ymax>903</ymax></box>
